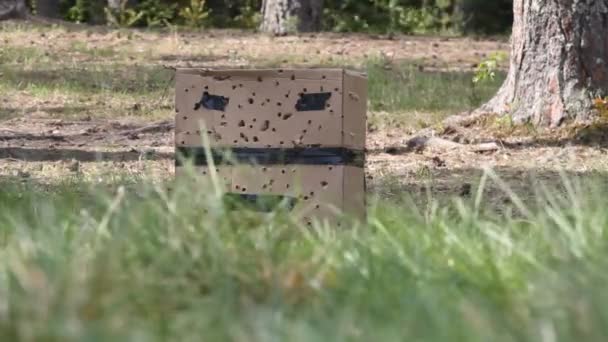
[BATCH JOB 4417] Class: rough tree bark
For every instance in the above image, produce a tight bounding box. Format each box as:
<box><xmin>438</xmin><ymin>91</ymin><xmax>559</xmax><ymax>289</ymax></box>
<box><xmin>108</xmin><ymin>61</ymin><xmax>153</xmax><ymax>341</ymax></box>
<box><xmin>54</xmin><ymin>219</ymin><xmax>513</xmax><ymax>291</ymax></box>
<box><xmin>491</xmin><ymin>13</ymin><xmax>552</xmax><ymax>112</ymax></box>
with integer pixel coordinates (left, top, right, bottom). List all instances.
<box><xmin>0</xmin><ymin>0</ymin><xmax>27</xmax><ymax>20</ymax></box>
<box><xmin>482</xmin><ymin>0</ymin><xmax>608</xmax><ymax>127</ymax></box>
<box><xmin>260</xmin><ymin>0</ymin><xmax>324</xmax><ymax>35</ymax></box>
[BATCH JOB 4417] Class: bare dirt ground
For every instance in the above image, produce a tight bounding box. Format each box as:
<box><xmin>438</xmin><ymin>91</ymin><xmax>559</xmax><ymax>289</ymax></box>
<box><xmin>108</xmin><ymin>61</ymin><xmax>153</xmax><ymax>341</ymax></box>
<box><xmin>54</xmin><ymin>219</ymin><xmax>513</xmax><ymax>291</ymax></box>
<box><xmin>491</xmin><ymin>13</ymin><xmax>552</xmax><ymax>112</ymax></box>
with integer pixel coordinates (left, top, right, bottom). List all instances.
<box><xmin>2</xmin><ymin>21</ymin><xmax>607</xmax><ymax>205</ymax></box>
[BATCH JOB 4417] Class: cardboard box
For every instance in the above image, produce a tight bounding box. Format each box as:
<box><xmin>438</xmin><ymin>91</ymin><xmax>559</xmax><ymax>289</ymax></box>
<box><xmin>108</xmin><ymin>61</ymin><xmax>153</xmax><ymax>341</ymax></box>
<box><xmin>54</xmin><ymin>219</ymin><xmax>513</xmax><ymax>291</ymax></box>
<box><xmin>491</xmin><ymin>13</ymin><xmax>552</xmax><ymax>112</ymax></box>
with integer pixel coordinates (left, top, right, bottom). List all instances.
<box><xmin>174</xmin><ymin>68</ymin><xmax>367</xmax><ymax>224</ymax></box>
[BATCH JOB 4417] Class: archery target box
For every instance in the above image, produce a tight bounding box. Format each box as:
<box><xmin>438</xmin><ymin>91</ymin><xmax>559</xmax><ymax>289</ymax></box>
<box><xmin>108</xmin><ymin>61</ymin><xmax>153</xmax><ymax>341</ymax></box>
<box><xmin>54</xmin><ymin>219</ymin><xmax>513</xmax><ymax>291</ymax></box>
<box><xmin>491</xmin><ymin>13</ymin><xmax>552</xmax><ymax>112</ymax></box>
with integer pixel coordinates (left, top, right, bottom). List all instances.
<box><xmin>174</xmin><ymin>68</ymin><xmax>367</xmax><ymax>224</ymax></box>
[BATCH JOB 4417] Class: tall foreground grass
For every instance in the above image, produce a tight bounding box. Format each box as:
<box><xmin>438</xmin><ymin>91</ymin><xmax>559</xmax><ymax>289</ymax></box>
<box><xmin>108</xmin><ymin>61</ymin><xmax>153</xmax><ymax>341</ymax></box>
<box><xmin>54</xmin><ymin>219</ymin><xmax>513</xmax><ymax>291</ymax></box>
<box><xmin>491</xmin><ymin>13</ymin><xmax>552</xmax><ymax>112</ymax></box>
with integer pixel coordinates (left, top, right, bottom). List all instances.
<box><xmin>1</xmin><ymin>170</ymin><xmax>608</xmax><ymax>341</ymax></box>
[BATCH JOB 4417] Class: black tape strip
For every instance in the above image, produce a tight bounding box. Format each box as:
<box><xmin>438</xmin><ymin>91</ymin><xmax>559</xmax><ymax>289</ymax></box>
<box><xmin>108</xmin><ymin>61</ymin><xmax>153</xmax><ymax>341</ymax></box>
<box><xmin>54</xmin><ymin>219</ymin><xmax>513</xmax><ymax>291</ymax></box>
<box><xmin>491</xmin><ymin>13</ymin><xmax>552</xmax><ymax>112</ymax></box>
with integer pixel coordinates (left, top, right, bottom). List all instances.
<box><xmin>194</xmin><ymin>92</ymin><xmax>229</xmax><ymax>111</ymax></box>
<box><xmin>295</xmin><ymin>92</ymin><xmax>332</xmax><ymax>111</ymax></box>
<box><xmin>175</xmin><ymin>147</ymin><xmax>365</xmax><ymax>167</ymax></box>
<box><xmin>223</xmin><ymin>193</ymin><xmax>298</xmax><ymax>212</ymax></box>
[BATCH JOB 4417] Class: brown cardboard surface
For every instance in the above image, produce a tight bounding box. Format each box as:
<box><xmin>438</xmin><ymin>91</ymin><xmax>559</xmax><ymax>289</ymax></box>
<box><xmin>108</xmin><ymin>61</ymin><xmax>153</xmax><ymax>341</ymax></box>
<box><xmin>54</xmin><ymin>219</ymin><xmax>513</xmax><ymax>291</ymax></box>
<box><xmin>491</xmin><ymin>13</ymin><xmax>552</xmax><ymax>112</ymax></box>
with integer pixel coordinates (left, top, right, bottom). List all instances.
<box><xmin>175</xmin><ymin>68</ymin><xmax>366</xmax><ymax>150</ymax></box>
<box><xmin>343</xmin><ymin>166</ymin><xmax>366</xmax><ymax>221</ymax></box>
<box><xmin>176</xmin><ymin>164</ymin><xmax>364</xmax><ymax>224</ymax></box>
<box><xmin>342</xmin><ymin>71</ymin><xmax>368</xmax><ymax>150</ymax></box>
<box><xmin>174</xmin><ymin>68</ymin><xmax>367</xmax><ymax>224</ymax></box>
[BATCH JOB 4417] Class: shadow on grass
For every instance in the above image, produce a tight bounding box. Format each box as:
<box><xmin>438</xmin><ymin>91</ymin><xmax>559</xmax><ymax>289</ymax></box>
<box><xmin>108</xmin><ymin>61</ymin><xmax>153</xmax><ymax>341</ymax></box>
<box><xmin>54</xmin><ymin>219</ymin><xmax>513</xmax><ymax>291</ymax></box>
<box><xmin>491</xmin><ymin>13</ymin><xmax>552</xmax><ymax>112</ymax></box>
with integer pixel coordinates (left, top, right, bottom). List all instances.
<box><xmin>497</xmin><ymin>122</ymin><xmax>608</xmax><ymax>149</ymax></box>
<box><xmin>0</xmin><ymin>147</ymin><xmax>174</xmax><ymax>162</ymax></box>
<box><xmin>369</xmin><ymin>166</ymin><xmax>608</xmax><ymax>213</ymax></box>
<box><xmin>0</xmin><ymin>65</ymin><xmax>174</xmax><ymax>95</ymax></box>
<box><xmin>0</xmin><ymin>106</ymin><xmax>95</xmax><ymax>120</ymax></box>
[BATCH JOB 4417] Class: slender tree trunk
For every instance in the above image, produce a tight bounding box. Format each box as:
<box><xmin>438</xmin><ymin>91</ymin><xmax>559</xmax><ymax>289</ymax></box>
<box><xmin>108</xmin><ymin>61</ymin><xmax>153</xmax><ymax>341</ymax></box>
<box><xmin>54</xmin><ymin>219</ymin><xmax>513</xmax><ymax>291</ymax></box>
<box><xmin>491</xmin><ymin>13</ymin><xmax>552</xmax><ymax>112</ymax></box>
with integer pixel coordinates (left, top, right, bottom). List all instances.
<box><xmin>260</xmin><ymin>0</ymin><xmax>324</xmax><ymax>35</ymax></box>
<box><xmin>35</xmin><ymin>0</ymin><xmax>60</xmax><ymax>18</ymax></box>
<box><xmin>0</xmin><ymin>0</ymin><xmax>27</xmax><ymax>20</ymax></box>
<box><xmin>483</xmin><ymin>0</ymin><xmax>608</xmax><ymax>127</ymax></box>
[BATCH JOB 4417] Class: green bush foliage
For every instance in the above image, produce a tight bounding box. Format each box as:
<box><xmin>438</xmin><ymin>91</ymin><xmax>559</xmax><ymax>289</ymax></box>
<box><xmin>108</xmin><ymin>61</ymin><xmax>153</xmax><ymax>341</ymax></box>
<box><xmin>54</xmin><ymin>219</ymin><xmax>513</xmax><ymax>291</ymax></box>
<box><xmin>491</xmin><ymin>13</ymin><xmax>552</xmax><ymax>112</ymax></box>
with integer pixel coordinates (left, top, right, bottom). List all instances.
<box><xmin>56</xmin><ymin>0</ymin><xmax>512</xmax><ymax>35</ymax></box>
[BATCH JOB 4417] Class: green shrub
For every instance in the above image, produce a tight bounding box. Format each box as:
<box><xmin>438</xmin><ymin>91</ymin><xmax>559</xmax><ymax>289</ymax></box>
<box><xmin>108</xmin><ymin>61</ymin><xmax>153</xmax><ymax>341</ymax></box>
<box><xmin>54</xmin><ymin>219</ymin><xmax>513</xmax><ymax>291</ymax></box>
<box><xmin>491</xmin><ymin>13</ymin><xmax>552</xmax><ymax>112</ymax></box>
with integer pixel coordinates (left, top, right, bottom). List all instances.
<box><xmin>137</xmin><ymin>0</ymin><xmax>178</xmax><ymax>27</ymax></box>
<box><xmin>57</xmin><ymin>0</ymin><xmax>512</xmax><ymax>35</ymax></box>
<box><xmin>178</xmin><ymin>0</ymin><xmax>211</xmax><ymax>28</ymax></box>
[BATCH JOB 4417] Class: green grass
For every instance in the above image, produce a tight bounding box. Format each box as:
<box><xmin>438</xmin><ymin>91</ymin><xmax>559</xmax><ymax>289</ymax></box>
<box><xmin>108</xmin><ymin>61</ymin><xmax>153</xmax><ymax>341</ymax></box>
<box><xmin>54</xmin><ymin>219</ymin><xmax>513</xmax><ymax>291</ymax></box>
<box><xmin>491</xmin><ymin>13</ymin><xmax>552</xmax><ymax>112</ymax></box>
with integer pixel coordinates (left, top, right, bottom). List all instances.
<box><xmin>366</xmin><ymin>60</ymin><xmax>504</xmax><ymax>128</ymax></box>
<box><xmin>368</xmin><ymin>62</ymin><xmax>504</xmax><ymax>113</ymax></box>
<box><xmin>1</xmin><ymin>170</ymin><xmax>608</xmax><ymax>341</ymax></box>
<box><xmin>0</xmin><ymin>44</ymin><xmax>502</xmax><ymax>125</ymax></box>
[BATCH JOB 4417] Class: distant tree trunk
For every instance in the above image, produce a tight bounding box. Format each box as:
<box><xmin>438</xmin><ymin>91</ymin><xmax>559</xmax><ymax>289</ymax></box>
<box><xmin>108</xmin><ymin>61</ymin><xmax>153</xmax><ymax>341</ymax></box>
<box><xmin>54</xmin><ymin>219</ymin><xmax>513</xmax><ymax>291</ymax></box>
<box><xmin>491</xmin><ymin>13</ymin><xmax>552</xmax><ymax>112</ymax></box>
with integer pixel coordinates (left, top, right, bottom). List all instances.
<box><xmin>483</xmin><ymin>0</ymin><xmax>608</xmax><ymax>127</ymax></box>
<box><xmin>0</xmin><ymin>0</ymin><xmax>27</xmax><ymax>20</ymax></box>
<box><xmin>260</xmin><ymin>0</ymin><xmax>323</xmax><ymax>35</ymax></box>
<box><xmin>35</xmin><ymin>0</ymin><xmax>60</xmax><ymax>18</ymax></box>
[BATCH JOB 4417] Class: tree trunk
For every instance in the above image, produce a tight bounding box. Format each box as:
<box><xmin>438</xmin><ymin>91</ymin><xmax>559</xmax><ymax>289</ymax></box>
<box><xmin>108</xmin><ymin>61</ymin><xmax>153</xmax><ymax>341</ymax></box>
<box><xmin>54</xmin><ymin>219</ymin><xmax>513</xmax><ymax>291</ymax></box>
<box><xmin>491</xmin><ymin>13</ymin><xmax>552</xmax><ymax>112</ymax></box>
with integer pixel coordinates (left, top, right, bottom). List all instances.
<box><xmin>483</xmin><ymin>0</ymin><xmax>608</xmax><ymax>127</ymax></box>
<box><xmin>0</xmin><ymin>0</ymin><xmax>27</xmax><ymax>20</ymax></box>
<box><xmin>35</xmin><ymin>0</ymin><xmax>60</xmax><ymax>18</ymax></box>
<box><xmin>260</xmin><ymin>0</ymin><xmax>323</xmax><ymax>35</ymax></box>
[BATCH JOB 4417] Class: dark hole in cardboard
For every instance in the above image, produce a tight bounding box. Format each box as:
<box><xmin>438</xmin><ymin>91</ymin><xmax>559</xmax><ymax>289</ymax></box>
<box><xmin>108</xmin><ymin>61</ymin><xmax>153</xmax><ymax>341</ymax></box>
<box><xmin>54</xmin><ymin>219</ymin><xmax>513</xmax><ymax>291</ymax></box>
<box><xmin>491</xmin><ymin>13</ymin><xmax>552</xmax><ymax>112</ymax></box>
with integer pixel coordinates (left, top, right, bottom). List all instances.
<box><xmin>277</xmin><ymin>112</ymin><xmax>282</xmax><ymax>118</ymax></box>
<box><xmin>290</xmin><ymin>74</ymin><xmax>296</xmax><ymax>80</ymax></box>
<box><xmin>240</xmin><ymin>132</ymin><xmax>249</xmax><ymax>142</ymax></box>
<box><xmin>253</xmin><ymin>136</ymin><xmax>259</xmax><ymax>142</ymax></box>
<box><xmin>257</xmin><ymin>76</ymin><xmax>263</xmax><ymax>82</ymax></box>
<box><xmin>223</xmin><ymin>193</ymin><xmax>297</xmax><ymax>213</ymax></box>
<box><xmin>253</xmin><ymin>118</ymin><xmax>257</xmax><ymax>122</ymax></box>
<box><xmin>261</xmin><ymin>120</ymin><xmax>270</xmax><ymax>131</ymax></box>
<box><xmin>321</xmin><ymin>181</ymin><xmax>328</xmax><ymax>188</ymax></box>
<box><xmin>194</xmin><ymin>92</ymin><xmax>229</xmax><ymax>111</ymax></box>
<box><xmin>248</xmin><ymin>98</ymin><xmax>254</xmax><ymax>104</ymax></box>
<box><xmin>296</xmin><ymin>93</ymin><xmax>332</xmax><ymax>111</ymax></box>
<box><xmin>249</xmin><ymin>125</ymin><xmax>253</xmax><ymax>129</ymax></box>
<box><xmin>238</xmin><ymin>120</ymin><xmax>245</xmax><ymax>127</ymax></box>
<box><xmin>286</xmin><ymin>184</ymin><xmax>290</xmax><ymax>189</ymax></box>
<box><xmin>220</xmin><ymin>122</ymin><xmax>228</xmax><ymax>126</ymax></box>
<box><xmin>185</xmin><ymin>88</ymin><xmax>189</xmax><ymax>92</ymax></box>
<box><xmin>282</xmin><ymin>113</ymin><xmax>293</xmax><ymax>120</ymax></box>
